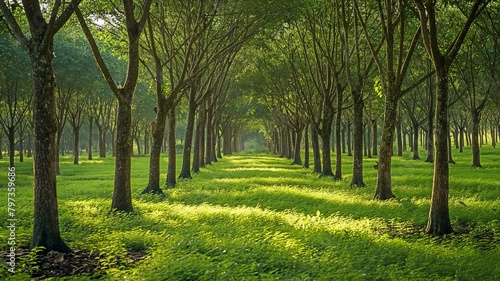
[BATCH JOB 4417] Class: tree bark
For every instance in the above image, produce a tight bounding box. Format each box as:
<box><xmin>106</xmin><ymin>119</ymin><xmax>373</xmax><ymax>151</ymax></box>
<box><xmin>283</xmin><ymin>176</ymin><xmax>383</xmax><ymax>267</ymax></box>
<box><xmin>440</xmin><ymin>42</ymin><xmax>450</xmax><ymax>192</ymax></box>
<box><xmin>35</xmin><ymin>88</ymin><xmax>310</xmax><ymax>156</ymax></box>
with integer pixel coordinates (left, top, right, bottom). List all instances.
<box><xmin>179</xmin><ymin>87</ymin><xmax>196</xmax><ymax>179</ymax></box>
<box><xmin>291</xmin><ymin>128</ymin><xmax>302</xmax><ymax>165</ymax></box>
<box><xmin>88</xmin><ymin>117</ymin><xmax>93</xmax><ymax>160</ymax></box>
<box><xmin>142</xmin><ymin>100</ymin><xmax>167</xmax><ymax>195</ymax></box>
<box><xmin>111</xmin><ymin>96</ymin><xmax>133</xmax><ymax>212</ymax></box>
<box><xmin>471</xmin><ymin>109</ymin><xmax>481</xmax><ymax>167</ymax></box>
<box><xmin>412</xmin><ymin>122</ymin><xmax>420</xmax><ymax>160</ymax></box>
<box><xmin>426</xmin><ymin>66</ymin><xmax>453</xmax><ymax>235</ymax></box>
<box><xmin>30</xmin><ymin>46</ymin><xmax>70</xmax><ymax>253</ymax></box>
<box><xmin>303</xmin><ymin>123</ymin><xmax>309</xmax><ymax>168</ymax></box>
<box><xmin>72</xmin><ymin>125</ymin><xmax>80</xmax><ymax>165</ymax></box>
<box><xmin>311</xmin><ymin>125</ymin><xmax>321</xmax><ymax>174</ymax></box>
<box><xmin>372</xmin><ymin>119</ymin><xmax>378</xmax><ymax>156</ymax></box>
<box><xmin>396</xmin><ymin>118</ymin><xmax>403</xmax><ymax>157</ymax></box>
<box><xmin>7</xmin><ymin>127</ymin><xmax>15</xmax><ymax>168</ymax></box>
<box><xmin>166</xmin><ymin>106</ymin><xmax>177</xmax><ymax>188</ymax></box>
<box><xmin>351</xmin><ymin>90</ymin><xmax>365</xmax><ymax>187</ymax></box>
<box><xmin>374</xmin><ymin>95</ymin><xmax>397</xmax><ymax>199</ymax></box>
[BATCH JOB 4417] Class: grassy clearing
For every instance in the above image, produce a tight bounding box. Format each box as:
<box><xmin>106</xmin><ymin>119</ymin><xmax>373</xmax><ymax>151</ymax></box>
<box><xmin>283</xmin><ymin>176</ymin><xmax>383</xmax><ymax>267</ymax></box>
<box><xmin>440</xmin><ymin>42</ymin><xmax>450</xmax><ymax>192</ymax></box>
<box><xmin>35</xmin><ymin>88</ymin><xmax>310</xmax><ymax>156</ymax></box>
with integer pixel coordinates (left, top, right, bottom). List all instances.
<box><xmin>1</xmin><ymin>147</ymin><xmax>499</xmax><ymax>280</ymax></box>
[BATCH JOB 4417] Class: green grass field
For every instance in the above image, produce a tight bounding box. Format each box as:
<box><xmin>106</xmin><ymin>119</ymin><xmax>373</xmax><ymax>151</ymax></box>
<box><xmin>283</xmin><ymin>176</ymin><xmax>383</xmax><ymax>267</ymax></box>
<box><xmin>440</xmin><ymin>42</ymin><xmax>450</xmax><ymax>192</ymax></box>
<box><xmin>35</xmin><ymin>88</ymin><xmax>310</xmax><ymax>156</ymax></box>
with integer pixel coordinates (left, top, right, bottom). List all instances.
<box><xmin>1</xmin><ymin>146</ymin><xmax>499</xmax><ymax>280</ymax></box>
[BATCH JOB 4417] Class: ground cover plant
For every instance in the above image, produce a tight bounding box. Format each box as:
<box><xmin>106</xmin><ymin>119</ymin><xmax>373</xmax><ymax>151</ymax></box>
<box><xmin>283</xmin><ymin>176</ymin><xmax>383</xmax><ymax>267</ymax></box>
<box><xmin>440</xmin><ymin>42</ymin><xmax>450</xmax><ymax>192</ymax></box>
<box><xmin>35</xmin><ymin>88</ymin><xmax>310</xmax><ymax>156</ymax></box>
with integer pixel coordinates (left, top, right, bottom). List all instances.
<box><xmin>1</xmin><ymin>147</ymin><xmax>499</xmax><ymax>280</ymax></box>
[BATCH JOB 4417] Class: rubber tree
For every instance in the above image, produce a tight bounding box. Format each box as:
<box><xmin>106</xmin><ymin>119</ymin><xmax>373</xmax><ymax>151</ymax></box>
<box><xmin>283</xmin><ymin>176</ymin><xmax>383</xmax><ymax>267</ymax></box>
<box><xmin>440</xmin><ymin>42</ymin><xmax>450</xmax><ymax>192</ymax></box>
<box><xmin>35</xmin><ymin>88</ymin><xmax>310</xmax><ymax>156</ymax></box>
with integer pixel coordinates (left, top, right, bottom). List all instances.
<box><xmin>352</xmin><ymin>0</ymin><xmax>426</xmax><ymax>197</ymax></box>
<box><xmin>414</xmin><ymin>0</ymin><xmax>490</xmax><ymax>235</ymax></box>
<box><xmin>76</xmin><ymin>0</ymin><xmax>153</xmax><ymax>213</ymax></box>
<box><xmin>454</xmin><ymin>31</ymin><xmax>494</xmax><ymax>168</ymax></box>
<box><xmin>0</xmin><ymin>0</ymin><xmax>83</xmax><ymax>253</ymax></box>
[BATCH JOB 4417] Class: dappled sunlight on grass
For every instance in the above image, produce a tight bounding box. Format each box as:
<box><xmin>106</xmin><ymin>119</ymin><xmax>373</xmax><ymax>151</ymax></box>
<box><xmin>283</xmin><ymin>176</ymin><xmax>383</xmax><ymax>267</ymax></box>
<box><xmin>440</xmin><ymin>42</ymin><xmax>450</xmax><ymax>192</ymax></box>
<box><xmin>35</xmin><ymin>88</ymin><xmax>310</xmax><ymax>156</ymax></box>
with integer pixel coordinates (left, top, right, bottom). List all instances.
<box><xmin>1</xmin><ymin>149</ymin><xmax>499</xmax><ymax>280</ymax></box>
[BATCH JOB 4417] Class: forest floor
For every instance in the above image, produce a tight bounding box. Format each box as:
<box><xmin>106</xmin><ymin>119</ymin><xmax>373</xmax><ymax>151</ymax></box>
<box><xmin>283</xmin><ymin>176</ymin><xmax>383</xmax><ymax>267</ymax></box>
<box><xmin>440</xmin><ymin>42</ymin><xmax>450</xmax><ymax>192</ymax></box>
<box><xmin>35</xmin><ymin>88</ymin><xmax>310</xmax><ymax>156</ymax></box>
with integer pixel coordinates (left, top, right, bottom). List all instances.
<box><xmin>1</xmin><ymin>147</ymin><xmax>499</xmax><ymax>280</ymax></box>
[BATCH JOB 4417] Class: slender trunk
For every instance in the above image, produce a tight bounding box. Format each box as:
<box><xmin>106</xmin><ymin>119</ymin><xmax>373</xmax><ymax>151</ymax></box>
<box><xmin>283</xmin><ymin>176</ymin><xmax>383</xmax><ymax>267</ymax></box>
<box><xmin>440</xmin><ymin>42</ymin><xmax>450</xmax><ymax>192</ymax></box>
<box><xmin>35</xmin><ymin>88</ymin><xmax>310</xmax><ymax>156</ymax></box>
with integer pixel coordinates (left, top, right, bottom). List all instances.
<box><xmin>205</xmin><ymin>108</ymin><xmax>213</xmax><ymax>165</ymax></box>
<box><xmin>459</xmin><ymin>126</ymin><xmax>465</xmax><ymax>152</ymax></box>
<box><xmin>311</xmin><ymin>125</ymin><xmax>321</xmax><ymax>173</ymax></box>
<box><xmin>27</xmin><ymin>132</ymin><xmax>32</xmax><ymax>158</ymax></box>
<box><xmin>166</xmin><ymin>106</ymin><xmax>177</xmax><ymax>188</ymax></box>
<box><xmin>426</xmin><ymin>66</ymin><xmax>453</xmax><ymax>235</ymax></box>
<box><xmin>88</xmin><ymin>117</ymin><xmax>93</xmax><ymax>160</ymax></box>
<box><xmin>98</xmin><ymin>127</ymin><xmax>106</xmax><ymax>158</ymax></box>
<box><xmin>30</xmin><ymin>46</ymin><xmax>70</xmax><ymax>253</ymax></box>
<box><xmin>216</xmin><ymin>128</ymin><xmax>222</xmax><ymax>159</ymax></box>
<box><xmin>192</xmin><ymin>114</ymin><xmax>201</xmax><ymax>173</ymax></box>
<box><xmin>179</xmin><ymin>89</ymin><xmax>196</xmax><ymax>179</ymax></box>
<box><xmin>491</xmin><ymin>123</ymin><xmax>496</xmax><ymax>148</ymax></box>
<box><xmin>396</xmin><ymin>118</ymin><xmax>403</xmax><ymax>156</ymax></box>
<box><xmin>425</xmin><ymin>104</ymin><xmax>435</xmax><ymax>162</ymax></box>
<box><xmin>351</xmin><ymin>91</ymin><xmax>365</xmax><ymax>187</ymax></box>
<box><xmin>111</xmin><ymin>129</ymin><xmax>116</xmax><ymax>157</ymax></box>
<box><xmin>73</xmin><ymin>125</ymin><xmax>79</xmax><ymax>165</ymax></box>
<box><xmin>471</xmin><ymin>109</ymin><xmax>481</xmax><ymax>167</ymax></box>
<box><xmin>412</xmin><ymin>122</ymin><xmax>420</xmax><ymax>160</ymax></box>
<box><xmin>224</xmin><ymin>129</ymin><xmax>232</xmax><ymax>155</ymax></box>
<box><xmin>347</xmin><ymin>120</ymin><xmax>352</xmax><ymax>156</ymax></box>
<box><xmin>142</xmin><ymin>101</ymin><xmax>167</xmax><ymax>194</ymax></box>
<box><xmin>55</xmin><ymin>133</ymin><xmax>62</xmax><ymax>175</ymax></box>
<box><xmin>111</xmin><ymin>96</ymin><xmax>133</xmax><ymax>212</ymax></box>
<box><xmin>374</xmin><ymin>95</ymin><xmax>397</xmax><ymax>199</ymax></box>
<box><xmin>199</xmin><ymin>104</ymin><xmax>206</xmax><ymax>168</ymax></box>
<box><xmin>366</xmin><ymin>122</ymin><xmax>372</xmax><ymax>158</ymax></box>
<box><xmin>19</xmin><ymin>126</ymin><xmax>24</xmax><ymax>163</ymax></box>
<box><xmin>448</xmin><ymin>128</ymin><xmax>455</xmax><ymax>164</ymax></box>
<box><xmin>304</xmin><ymin>123</ymin><xmax>309</xmax><ymax>168</ymax></box>
<box><xmin>291</xmin><ymin>128</ymin><xmax>302</xmax><ymax>165</ymax></box>
<box><xmin>320</xmin><ymin>122</ymin><xmax>334</xmax><ymax>177</ymax></box>
<box><xmin>334</xmin><ymin>104</ymin><xmax>342</xmax><ymax>180</ymax></box>
<box><xmin>7</xmin><ymin>128</ymin><xmax>15</xmax><ymax>167</ymax></box>
<box><xmin>341</xmin><ymin>124</ymin><xmax>346</xmax><ymax>154</ymax></box>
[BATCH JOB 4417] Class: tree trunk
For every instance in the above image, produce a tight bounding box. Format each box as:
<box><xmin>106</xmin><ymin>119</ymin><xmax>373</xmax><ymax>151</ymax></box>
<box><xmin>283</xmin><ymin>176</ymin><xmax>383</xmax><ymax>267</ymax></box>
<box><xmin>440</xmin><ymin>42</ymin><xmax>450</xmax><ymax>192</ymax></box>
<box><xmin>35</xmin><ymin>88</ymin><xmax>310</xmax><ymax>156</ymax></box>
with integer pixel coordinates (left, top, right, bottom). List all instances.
<box><xmin>347</xmin><ymin>120</ymin><xmax>352</xmax><ymax>156</ymax></box>
<box><xmin>372</xmin><ymin>119</ymin><xmax>378</xmax><ymax>156</ymax></box>
<box><xmin>88</xmin><ymin>117</ymin><xmax>93</xmax><ymax>160</ymax></box>
<box><xmin>216</xmin><ymin>127</ymin><xmax>223</xmax><ymax>159</ymax></box>
<box><xmin>351</xmin><ymin>91</ymin><xmax>365</xmax><ymax>187</ymax></box>
<box><xmin>459</xmin><ymin>126</ymin><xmax>465</xmax><ymax>152</ymax></box>
<box><xmin>448</xmin><ymin>128</ymin><xmax>455</xmax><ymax>164</ymax></box>
<box><xmin>205</xmin><ymin>108</ymin><xmax>214</xmax><ymax>165</ymax></box>
<box><xmin>8</xmin><ymin>127</ymin><xmax>15</xmax><ymax>168</ymax></box>
<box><xmin>396</xmin><ymin>118</ymin><xmax>403</xmax><ymax>157</ymax></box>
<box><xmin>55</xmin><ymin>132</ymin><xmax>62</xmax><ymax>175</ymax></box>
<box><xmin>111</xmin><ymin>96</ymin><xmax>133</xmax><ymax>212</ymax></box>
<box><xmin>334</xmin><ymin>105</ymin><xmax>342</xmax><ymax>180</ymax></box>
<box><xmin>192</xmin><ymin>114</ymin><xmax>202</xmax><ymax>173</ymax></box>
<box><xmin>426</xmin><ymin>66</ymin><xmax>453</xmax><ymax>236</ymax></box>
<box><xmin>374</xmin><ymin>95</ymin><xmax>397</xmax><ymax>199</ymax></box>
<box><xmin>291</xmin><ymin>128</ymin><xmax>302</xmax><ymax>165</ymax></box>
<box><xmin>366</xmin><ymin>121</ymin><xmax>372</xmax><ymax>158</ymax></box>
<box><xmin>30</xmin><ymin>46</ymin><xmax>70</xmax><ymax>253</ymax></box>
<box><xmin>19</xmin><ymin>126</ymin><xmax>24</xmax><ymax>163</ymax></box>
<box><xmin>412</xmin><ymin>122</ymin><xmax>420</xmax><ymax>160</ymax></box>
<box><xmin>471</xmin><ymin>109</ymin><xmax>481</xmax><ymax>167</ymax></box>
<box><xmin>304</xmin><ymin>123</ymin><xmax>309</xmax><ymax>168</ymax></box>
<box><xmin>198</xmin><ymin>104</ymin><xmax>206</xmax><ymax>168</ymax></box>
<box><xmin>142</xmin><ymin>101</ymin><xmax>167</xmax><ymax>195</ymax></box>
<box><xmin>179</xmin><ymin>89</ymin><xmax>196</xmax><ymax>179</ymax></box>
<box><xmin>311</xmin><ymin>125</ymin><xmax>321</xmax><ymax>173</ymax></box>
<box><xmin>166</xmin><ymin>106</ymin><xmax>177</xmax><ymax>188</ymax></box>
<box><xmin>319</xmin><ymin>125</ymin><xmax>334</xmax><ymax>177</ymax></box>
<box><xmin>98</xmin><ymin>127</ymin><xmax>106</xmax><ymax>158</ymax></box>
<box><xmin>425</xmin><ymin>99</ymin><xmax>435</xmax><ymax>162</ymax></box>
<box><xmin>72</xmin><ymin>125</ymin><xmax>80</xmax><ymax>165</ymax></box>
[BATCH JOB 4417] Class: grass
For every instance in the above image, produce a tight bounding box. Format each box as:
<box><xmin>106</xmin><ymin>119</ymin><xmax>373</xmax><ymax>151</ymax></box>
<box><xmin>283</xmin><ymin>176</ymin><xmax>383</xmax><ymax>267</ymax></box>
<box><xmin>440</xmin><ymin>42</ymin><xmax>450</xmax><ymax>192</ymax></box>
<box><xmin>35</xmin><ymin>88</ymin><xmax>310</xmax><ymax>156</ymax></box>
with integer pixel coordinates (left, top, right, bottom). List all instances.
<box><xmin>0</xmin><ymin>146</ymin><xmax>499</xmax><ymax>280</ymax></box>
